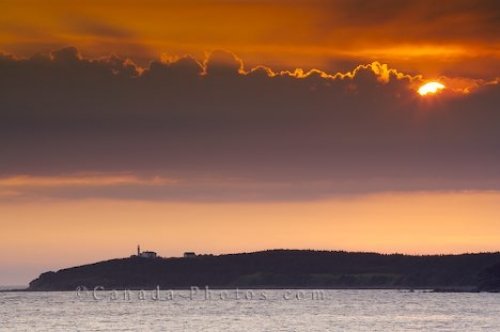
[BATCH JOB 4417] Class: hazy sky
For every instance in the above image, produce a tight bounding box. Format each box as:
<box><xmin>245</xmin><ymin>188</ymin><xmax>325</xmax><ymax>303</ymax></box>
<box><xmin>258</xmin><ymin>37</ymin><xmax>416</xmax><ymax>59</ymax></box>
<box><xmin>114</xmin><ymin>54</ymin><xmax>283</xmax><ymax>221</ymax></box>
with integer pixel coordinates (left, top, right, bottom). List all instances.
<box><xmin>0</xmin><ymin>0</ymin><xmax>499</xmax><ymax>285</ymax></box>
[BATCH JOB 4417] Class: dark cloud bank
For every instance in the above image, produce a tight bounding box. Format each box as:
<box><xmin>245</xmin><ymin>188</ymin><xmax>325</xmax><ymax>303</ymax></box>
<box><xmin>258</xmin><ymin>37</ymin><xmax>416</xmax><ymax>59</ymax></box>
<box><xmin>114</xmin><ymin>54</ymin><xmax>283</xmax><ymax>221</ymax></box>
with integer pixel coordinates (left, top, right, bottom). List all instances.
<box><xmin>0</xmin><ymin>48</ymin><xmax>499</xmax><ymax>201</ymax></box>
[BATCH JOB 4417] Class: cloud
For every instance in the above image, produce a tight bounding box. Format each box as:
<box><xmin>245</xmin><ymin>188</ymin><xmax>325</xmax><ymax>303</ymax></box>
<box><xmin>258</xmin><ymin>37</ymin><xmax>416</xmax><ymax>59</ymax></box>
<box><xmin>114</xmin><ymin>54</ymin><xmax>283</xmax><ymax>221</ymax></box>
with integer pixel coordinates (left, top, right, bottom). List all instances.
<box><xmin>1</xmin><ymin>0</ymin><xmax>498</xmax><ymax>77</ymax></box>
<box><xmin>66</xmin><ymin>18</ymin><xmax>132</xmax><ymax>39</ymax></box>
<box><xmin>0</xmin><ymin>173</ymin><xmax>177</xmax><ymax>201</ymax></box>
<box><xmin>0</xmin><ymin>48</ymin><xmax>499</xmax><ymax>201</ymax></box>
<box><xmin>0</xmin><ymin>174</ymin><xmax>173</xmax><ymax>188</ymax></box>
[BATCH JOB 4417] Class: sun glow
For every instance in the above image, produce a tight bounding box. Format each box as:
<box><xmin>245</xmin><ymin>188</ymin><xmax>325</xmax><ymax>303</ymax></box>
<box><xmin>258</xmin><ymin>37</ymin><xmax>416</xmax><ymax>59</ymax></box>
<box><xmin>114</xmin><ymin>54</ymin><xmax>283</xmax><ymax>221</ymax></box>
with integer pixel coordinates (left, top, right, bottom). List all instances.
<box><xmin>418</xmin><ymin>82</ymin><xmax>445</xmax><ymax>96</ymax></box>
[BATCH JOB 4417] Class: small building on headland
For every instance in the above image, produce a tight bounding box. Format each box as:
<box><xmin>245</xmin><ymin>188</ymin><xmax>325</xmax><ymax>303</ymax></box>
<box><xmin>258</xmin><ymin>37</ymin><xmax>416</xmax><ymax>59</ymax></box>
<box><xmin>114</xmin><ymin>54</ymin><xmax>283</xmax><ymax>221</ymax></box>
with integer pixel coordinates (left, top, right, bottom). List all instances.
<box><xmin>184</xmin><ymin>252</ymin><xmax>196</xmax><ymax>258</ymax></box>
<box><xmin>139</xmin><ymin>251</ymin><xmax>157</xmax><ymax>258</ymax></box>
<box><xmin>136</xmin><ymin>245</ymin><xmax>157</xmax><ymax>259</ymax></box>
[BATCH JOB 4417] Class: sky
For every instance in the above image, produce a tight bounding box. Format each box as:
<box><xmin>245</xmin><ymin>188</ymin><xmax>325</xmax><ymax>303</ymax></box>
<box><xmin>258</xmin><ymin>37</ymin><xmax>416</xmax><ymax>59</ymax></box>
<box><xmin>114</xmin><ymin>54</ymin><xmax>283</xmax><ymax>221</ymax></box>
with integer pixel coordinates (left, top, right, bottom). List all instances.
<box><xmin>0</xmin><ymin>0</ymin><xmax>499</xmax><ymax>285</ymax></box>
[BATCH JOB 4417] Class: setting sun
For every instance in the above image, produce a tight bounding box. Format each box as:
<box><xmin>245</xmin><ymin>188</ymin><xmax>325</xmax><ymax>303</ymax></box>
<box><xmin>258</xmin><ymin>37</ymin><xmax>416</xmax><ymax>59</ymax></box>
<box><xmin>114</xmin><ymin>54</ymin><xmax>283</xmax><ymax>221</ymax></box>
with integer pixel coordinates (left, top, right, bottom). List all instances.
<box><xmin>418</xmin><ymin>81</ymin><xmax>446</xmax><ymax>96</ymax></box>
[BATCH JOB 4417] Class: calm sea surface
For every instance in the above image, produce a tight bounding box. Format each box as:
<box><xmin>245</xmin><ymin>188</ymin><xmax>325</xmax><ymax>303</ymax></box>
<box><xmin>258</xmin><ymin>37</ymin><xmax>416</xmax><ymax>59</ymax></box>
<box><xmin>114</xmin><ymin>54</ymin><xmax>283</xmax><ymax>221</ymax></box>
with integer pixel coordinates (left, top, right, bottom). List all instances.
<box><xmin>1</xmin><ymin>289</ymin><xmax>499</xmax><ymax>331</ymax></box>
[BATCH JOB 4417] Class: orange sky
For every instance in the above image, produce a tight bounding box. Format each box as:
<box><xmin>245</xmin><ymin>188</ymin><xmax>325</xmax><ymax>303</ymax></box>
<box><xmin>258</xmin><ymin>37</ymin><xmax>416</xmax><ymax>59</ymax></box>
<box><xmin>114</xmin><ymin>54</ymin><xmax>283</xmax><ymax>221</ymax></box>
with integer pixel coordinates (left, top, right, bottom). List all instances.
<box><xmin>1</xmin><ymin>0</ymin><xmax>499</xmax><ymax>78</ymax></box>
<box><xmin>1</xmin><ymin>191</ymin><xmax>500</xmax><ymax>284</ymax></box>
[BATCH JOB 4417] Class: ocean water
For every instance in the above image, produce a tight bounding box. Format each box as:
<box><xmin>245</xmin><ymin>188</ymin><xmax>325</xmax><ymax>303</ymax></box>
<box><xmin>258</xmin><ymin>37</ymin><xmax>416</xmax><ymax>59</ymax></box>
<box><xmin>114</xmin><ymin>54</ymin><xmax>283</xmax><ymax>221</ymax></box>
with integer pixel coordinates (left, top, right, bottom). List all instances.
<box><xmin>1</xmin><ymin>289</ymin><xmax>499</xmax><ymax>331</ymax></box>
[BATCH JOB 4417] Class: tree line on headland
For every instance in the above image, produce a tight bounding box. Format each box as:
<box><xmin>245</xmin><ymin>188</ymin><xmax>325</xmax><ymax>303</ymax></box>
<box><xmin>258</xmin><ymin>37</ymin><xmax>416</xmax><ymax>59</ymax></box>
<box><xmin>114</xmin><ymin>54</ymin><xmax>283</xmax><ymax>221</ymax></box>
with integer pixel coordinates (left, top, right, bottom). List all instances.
<box><xmin>29</xmin><ymin>250</ymin><xmax>500</xmax><ymax>292</ymax></box>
